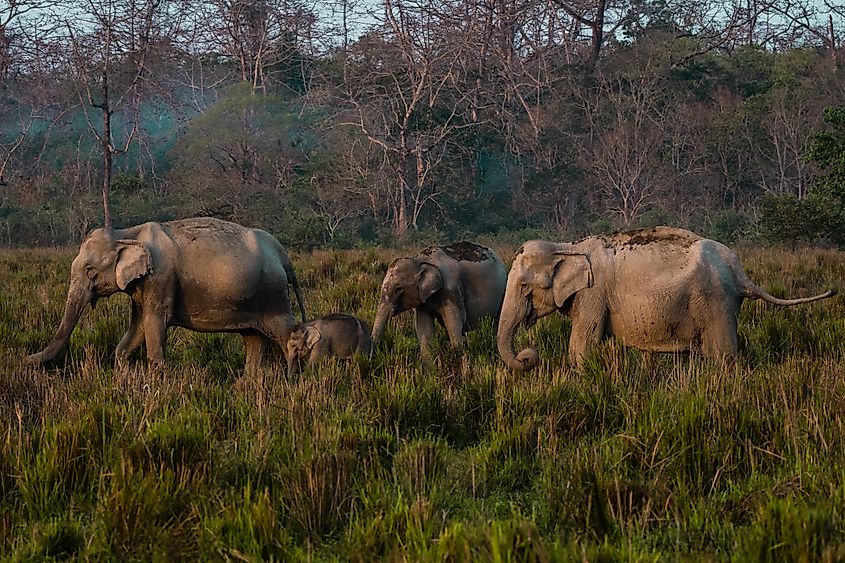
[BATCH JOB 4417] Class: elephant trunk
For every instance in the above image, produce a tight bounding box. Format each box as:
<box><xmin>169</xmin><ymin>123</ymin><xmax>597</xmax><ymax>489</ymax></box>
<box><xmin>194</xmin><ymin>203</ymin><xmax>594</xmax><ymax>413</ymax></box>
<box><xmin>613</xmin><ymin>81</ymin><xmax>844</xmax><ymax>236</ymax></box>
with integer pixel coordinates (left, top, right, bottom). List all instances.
<box><xmin>286</xmin><ymin>354</ymin><xmax>298</xmax><ymax>376</ymax></box>
<box><xmin>26</xmin><ymin>280</ymin><xmax>91</xmax><ymax>364</ymax></box>
<box><xmin>496</xmin><ymin>289</ymin><xmax>539</xmax><ymax>372</ymax></box>
<box><xmin>371</xmin><ymin>300</ymin><xmax>392</xmax><ymax>345</ymax></box>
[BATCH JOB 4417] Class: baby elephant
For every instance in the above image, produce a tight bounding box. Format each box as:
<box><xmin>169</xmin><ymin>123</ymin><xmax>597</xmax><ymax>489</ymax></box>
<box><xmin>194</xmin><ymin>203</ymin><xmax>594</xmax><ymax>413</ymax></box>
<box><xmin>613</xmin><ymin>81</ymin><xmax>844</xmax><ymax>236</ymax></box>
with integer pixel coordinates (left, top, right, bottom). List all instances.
<box><xmin>286</xmin><ymin>313</ymin><xmax>372</xmax><ymax>374</ymax></box>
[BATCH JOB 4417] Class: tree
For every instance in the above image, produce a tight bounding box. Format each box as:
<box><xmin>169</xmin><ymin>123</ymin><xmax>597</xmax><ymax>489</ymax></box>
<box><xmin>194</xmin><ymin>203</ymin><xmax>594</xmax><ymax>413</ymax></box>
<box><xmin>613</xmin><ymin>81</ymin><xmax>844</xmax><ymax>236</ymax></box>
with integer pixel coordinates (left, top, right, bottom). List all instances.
<box><xmin>195</xmin><ymin>0</ymin><xmax>317</xmax><ymax>94</ymax></box>
<box><xmin>759</xmin><ymin>105</ymin><xmax>845</xmax><ymax>245</ymax></box>
<box><xmin>167</xmin><ymin>83</ymin><xmax>308</xmax><ymax>225</ymax></box>
<box><xmin>0</xmin><ymin>1</ymin><xmax>63</xmax><ymax>186</ymax></box>
<box><xmin>807</xmin><ymin>106</ymin><xmax>845</xmax><ymax>200</ymax></box>
<box><xmin>580</xmin><ymin>65</ymin><xmax>674</xmax><ymax>226</ymax></box>
<box><xmin>335</xmin><ymin>0</ymin><xmax>478</xmax><ymax>237</ymax></box>
<box><xmin>65</xmin><ymin>0</ymin><xmax>191</xmax><ymax>228</ymax></box>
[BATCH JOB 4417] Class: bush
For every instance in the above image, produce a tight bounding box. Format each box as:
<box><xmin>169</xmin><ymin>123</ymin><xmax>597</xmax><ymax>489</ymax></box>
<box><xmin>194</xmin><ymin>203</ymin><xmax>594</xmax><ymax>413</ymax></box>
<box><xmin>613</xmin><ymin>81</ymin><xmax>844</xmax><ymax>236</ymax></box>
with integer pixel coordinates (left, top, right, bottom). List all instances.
<box><xmin>758</xmin><ymin>193</ymin><xmax>845</xmax><ymax>246</ymax></box>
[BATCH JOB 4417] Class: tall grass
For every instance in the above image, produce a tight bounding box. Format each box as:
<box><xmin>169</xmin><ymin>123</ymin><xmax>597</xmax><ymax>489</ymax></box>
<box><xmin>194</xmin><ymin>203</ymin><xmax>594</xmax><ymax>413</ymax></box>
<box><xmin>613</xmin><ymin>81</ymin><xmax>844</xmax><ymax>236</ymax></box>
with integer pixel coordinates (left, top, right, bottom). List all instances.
<box><xmin>1</xmin><ymin>246</ymin><xmax>844</xmax><ymax>560</ymax></box>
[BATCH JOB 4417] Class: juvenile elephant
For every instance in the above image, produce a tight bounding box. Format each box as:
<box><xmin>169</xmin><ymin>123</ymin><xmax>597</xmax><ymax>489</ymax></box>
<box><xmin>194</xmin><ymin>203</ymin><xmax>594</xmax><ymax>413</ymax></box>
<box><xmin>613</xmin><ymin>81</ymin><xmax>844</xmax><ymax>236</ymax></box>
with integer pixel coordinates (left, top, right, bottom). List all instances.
<box><xmin>286</xmin><ymin>313</ymin><xmax>372</xmax><ymax>374</ymax></box>
<box><xmin>372</xmin><ymin>242</ymin><xmax>508</xmax><ymax>356</ymax></box>
<box><xmin>498</xmin><ymin>226</ymin><xmax>837</xmax><ymax>371</ymax></box>
<box><xmin>26</xmin><ymin>217</ymin><xmax>307</xmax><ymax>373</ymax></box>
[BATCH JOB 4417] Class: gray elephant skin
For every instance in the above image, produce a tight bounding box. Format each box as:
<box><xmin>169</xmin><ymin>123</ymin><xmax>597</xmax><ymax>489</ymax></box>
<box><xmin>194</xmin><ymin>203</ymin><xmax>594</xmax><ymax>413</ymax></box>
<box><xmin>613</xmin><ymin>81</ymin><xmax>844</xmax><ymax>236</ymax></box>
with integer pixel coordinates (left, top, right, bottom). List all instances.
<box><xmin>498</xmin><ymin>226</ymin><xmax>837</xmax><ymax>371</ymax></box>
<box><xmin>26</xmin><ymin>217</ymin><xmax>307</xmax><ymax>372</ymax></box>
<box><xmin>286</xmin><ymin>313</ymin><xmax>372</xmax><ymax>374</ymax></box>
<box><xmin>372</xmin><ymin>242</ymin><xmax>508</xmax><ymax>356</ymax></box>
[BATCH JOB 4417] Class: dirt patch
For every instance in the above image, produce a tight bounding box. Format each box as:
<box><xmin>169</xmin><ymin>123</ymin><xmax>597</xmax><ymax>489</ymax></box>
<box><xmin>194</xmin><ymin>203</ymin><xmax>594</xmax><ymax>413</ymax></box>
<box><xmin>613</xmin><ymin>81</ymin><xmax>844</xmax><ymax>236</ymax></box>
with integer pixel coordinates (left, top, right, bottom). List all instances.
<box><xmin>419</xmin><ymin>241</ymin><xmax>492</xmax><ymax>262</ymax></box>
<box><xmin>613</xmin><ymin>227</ymin><xmax>701</xmax><ymax>248</ymax></box>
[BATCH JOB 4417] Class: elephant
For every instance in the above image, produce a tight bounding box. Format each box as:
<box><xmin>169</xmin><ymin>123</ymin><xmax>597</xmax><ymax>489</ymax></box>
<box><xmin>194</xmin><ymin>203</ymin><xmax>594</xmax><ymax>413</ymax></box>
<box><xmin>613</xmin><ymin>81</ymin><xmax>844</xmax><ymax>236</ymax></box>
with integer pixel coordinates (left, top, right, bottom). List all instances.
<box><xmin>286</xmin><ymin>313</ymin><xmax>372</xmax><ymax>374</ymax></box>
<box><xmin>497</xmin><ymin>226</ymin><xmax>837</xmax><ymax>371</ymax></box>
<box><xmin>372</xmin><ymin>242</ymin><xmax>508</xmax><ymax>356</ymax></box>
<box><xmin>26</xmin><ymin>217</ymin><xmax>307</xmax><ymax>373</ymax></box>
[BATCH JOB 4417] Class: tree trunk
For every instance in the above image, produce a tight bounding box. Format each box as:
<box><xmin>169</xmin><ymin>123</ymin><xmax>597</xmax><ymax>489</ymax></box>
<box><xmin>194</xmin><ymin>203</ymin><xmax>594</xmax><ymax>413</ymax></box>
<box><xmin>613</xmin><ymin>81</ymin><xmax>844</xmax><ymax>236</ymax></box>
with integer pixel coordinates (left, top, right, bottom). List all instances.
<box><xmin>102</xmin><ymin>107</ymin><xmax>113</xmax><ymax>229</ymax></box>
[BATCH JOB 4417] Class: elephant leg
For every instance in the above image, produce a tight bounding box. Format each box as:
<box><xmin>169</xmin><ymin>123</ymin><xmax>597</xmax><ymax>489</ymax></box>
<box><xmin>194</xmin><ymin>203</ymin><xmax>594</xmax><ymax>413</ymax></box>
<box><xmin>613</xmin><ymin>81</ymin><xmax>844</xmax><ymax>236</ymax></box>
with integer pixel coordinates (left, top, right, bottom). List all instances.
<box><xmin>441</xmin><ymin>306</ymin><xmax>467</xmax><ymax>347</ymax></box>
<box><xmin>115</xmin><ymin>301</ymin><xmax>145</xmax><ymax>369</ymax></box>
<box><xmin>142</xmin><ymin>311</ymin><xmax>168</xmax><ymax>374</ymax></box>
<box><xmin>567</xmin><ymin>309</ymin><xmax>607</xmax><ymax>370</ymax></box>
<box><xmin>306</xmin><ymin>346</ymin><xmax>323</xmax><ymax>369</ymax></box>
<box><xmin>415</xmin><ymin>308</ymin><xmax>435</xmax><ymax>358</ymax></box>
<box><xmin>701</xmin><ymin>316</ymin><xmax>738</xmax><ymax>361</ymax></box>
<box><xmin>243</xmin><ymin>332</ymin><xmax>266</xmax><ymax>375</ymax></box>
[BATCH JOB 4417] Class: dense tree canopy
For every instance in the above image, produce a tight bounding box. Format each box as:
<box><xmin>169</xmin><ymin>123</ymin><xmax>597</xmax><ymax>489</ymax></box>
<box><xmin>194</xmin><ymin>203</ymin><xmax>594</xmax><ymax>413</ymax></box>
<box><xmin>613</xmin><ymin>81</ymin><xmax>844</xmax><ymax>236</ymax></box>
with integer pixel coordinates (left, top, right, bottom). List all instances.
<box><xmin>0</xmin><ymin>0</ymin><xmax>843</xmax><ymax>247</ymax></box>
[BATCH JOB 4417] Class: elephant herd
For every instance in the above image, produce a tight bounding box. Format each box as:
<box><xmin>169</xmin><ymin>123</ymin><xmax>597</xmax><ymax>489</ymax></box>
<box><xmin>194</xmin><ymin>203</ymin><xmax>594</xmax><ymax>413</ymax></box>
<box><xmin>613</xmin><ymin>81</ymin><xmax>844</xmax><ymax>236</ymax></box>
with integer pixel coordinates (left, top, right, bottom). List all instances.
<box><xmin>26</xmin><ymin>218</ymin><xmax>837</xmax><ymax>374</ymax></box>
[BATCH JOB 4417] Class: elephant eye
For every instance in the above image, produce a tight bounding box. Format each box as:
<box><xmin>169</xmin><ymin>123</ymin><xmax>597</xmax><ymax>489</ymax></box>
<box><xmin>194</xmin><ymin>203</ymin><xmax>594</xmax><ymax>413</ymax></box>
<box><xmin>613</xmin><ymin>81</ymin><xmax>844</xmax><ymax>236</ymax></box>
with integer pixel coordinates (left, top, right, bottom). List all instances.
<box><xmin>85</xmin><ymin>265</ymin><xmax>97</xmax><ymax>279</ymax></box>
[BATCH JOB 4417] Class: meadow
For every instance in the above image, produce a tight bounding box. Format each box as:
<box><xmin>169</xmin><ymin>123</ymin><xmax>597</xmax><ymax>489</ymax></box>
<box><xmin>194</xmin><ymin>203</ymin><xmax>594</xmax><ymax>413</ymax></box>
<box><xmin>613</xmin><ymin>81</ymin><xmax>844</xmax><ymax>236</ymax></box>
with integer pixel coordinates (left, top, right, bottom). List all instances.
<box><xmin>1</xmin><ymin>244</ymin><xmax>845</xmax><ymax>561</ymax></box>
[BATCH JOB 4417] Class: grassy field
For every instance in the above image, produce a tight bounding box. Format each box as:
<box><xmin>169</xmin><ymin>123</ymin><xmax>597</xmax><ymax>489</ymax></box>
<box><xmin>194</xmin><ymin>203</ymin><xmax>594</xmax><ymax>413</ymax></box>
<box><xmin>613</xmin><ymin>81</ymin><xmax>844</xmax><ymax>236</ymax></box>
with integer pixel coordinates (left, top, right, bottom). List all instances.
<box><xmin>2</xmin><ymin>245</ymin><xmax>845</xmax><ymax>561</ymax></box>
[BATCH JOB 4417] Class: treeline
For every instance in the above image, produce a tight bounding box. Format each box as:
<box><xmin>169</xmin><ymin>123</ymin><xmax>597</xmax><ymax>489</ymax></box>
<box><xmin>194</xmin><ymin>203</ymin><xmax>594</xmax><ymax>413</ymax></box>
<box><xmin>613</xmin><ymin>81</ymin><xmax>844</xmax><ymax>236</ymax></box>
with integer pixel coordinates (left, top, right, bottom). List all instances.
<box><xmin>1</xmin><ymin>0</ymin><xmax>844</xmax><ymax>248</ymax></box>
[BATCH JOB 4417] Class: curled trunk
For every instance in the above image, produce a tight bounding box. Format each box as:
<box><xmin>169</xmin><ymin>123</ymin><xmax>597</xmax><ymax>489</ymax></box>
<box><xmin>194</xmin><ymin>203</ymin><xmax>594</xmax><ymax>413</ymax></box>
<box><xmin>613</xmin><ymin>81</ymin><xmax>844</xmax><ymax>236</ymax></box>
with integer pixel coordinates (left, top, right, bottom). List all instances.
<box><xmin>26</xmin><ymin>281</ymin><xmax>90</xmax><ymax>364</ymax></box>
<box><xmin>371</xmin><ymin>301</ymin><xmax>392</xmax><ymax>345</ymax></box>
<box><xmin>496</xmin><ymin>290</ymin><xmax>539</xmax><ymax>372</ymax></box>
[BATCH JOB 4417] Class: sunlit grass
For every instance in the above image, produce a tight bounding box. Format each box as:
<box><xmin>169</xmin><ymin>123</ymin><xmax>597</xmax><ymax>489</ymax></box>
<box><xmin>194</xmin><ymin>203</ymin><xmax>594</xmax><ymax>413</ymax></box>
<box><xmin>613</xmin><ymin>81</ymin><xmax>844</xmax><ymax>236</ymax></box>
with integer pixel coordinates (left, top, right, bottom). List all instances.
<box><xmin>1</xmin><ymin>245</ymin><xmax>844</xmax><ymax>559</ymax></box>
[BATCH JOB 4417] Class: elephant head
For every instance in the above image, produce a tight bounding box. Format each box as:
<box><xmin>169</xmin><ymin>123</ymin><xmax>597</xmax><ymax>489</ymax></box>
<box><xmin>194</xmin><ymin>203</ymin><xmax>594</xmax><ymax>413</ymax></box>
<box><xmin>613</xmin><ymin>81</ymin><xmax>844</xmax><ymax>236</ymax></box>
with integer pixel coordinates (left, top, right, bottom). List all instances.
<box><xmin>26</xmin><ymin>228</ymin><xmax>152</xmax><ymax>364</ymax></box>
<box><xmin>285</xmin><ymin>324</ymin><xmax>321</xmax><ymax>374</ymax></box>
<box><xmin>371</xmin><ymin>257</ymin><xmax>443</xmax><ymax>344</ymax></box>
<box><xmin>497</xmin><ymin>241</ymin><xmax>593</xmax><ymax>371</ymax></box>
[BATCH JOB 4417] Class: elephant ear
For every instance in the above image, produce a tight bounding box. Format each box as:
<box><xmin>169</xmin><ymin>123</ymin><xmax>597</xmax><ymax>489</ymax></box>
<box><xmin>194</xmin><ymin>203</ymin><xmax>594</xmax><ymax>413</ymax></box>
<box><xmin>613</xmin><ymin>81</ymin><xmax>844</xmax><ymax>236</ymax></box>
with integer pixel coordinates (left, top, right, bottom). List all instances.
<box><xmin>418</xmin><ymin>262</ymin><xmax>443</xmax><ymax>303</ymax></box>
<box><xmin>115</xmin><ymin>240</ymin><xmax>153</xmax><ymax>290</ymax></box>
<box><xmin>304</xmin><ymin>326</ymin><xmax>322</xmax><ymax>349</ymax></box>
<box><xmin>552</xmin><ymin>252</ymin><xmax>593</xmax><ymax>308</ymax></box>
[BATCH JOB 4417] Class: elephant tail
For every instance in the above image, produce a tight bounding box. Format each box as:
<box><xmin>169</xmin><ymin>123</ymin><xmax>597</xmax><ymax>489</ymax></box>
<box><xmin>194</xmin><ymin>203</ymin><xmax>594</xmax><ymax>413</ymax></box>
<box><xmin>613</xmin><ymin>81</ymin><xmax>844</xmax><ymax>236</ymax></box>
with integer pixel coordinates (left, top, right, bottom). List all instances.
<box><xmin>288</xmin><ymin>269</ymin><xmax>308</xmax><ymax>322</ymax></box>
<box><xmin>742</xmin><ymin>282</ymin><xmax>837</xmax><ymax>306</ymax></box>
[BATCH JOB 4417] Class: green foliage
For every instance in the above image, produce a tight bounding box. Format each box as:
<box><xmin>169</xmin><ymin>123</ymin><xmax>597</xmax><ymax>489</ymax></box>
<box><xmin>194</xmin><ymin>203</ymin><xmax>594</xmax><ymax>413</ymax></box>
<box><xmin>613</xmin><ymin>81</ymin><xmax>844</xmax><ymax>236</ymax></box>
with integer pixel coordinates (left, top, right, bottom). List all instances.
<box><xmin>707</xmin><ymin>209</ymin><xmax>751</xmax><ymax>245</ymax></box>
<box><xmin>807</xmin><ymin>106</ymin><xmax>845</xmax><ymax>201</ymax></box>
<box><xmin>1</xmin><ymin>245</ymin><xmax>844</xmax><ymax>559</ymax></box>
<box><xmin>758</xmin><ymin>193</ymin><xmax>845</xmax><ymax>246</ymax></box>
<box><xmin>760</xmin><ymin>106</ymin><xmax>845</xmax><ymax>247</ymax></box>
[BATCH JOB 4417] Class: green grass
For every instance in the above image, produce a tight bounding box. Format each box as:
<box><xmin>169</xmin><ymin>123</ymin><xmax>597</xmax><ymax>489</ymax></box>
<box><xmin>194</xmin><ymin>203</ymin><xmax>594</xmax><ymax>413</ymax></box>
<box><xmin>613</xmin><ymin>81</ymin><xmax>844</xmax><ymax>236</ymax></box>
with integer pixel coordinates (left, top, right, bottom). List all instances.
<box><xmin>2</xmin><ymin>245</ymin><xmax>845</xmax><ymax>560</ymax></box>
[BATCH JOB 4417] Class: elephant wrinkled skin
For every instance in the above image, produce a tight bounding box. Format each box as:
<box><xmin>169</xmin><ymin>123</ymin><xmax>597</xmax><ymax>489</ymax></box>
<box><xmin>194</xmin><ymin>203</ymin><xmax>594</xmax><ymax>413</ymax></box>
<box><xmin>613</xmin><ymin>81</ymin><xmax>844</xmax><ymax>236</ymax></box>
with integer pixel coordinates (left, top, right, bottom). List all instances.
<box><xmin>372</xmin><ymin>242</ymin><xmax>508</xmax><ymax>357</ymax></box>
<box><xmin>286</xmin><ymin>313</ymin><xmax>372</xmax><ymax>374</ymax></box>
<box><xmin>497</xmin><ymin>226</ymin><xmax>837</xmax><ymax>371</ymax></box>
<box><xmin>26</xmin><ymin>217</ymin><xmax>307</xmax><ymax>372</ymax></box>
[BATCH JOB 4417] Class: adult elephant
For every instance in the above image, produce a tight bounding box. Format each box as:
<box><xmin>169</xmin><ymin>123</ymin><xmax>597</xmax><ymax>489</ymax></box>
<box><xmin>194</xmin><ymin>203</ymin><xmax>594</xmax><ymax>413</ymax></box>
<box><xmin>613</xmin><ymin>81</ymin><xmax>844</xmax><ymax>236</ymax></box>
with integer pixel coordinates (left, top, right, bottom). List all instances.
<box><xmin>372</xmin><ymin>242</ymin><xmax>507</xmax><ymax>356</ymax></box>
<box><xmin>26</xmin><ymin>217</ymin><xmax>307</xmax><ymax>373</ymax></box>
<box><xmin>497</xmin><ymin>226</ymin><xmax>837</xmax><ymax>371</ymax></box>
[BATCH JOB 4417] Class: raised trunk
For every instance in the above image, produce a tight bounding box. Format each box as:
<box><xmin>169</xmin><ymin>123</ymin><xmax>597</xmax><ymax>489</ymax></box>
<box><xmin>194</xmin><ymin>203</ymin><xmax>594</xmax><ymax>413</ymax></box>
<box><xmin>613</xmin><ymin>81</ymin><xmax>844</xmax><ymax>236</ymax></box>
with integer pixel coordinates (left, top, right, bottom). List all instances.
<box><xmin>496</xmin><ymin>289</ymin><xmax>539</xmax><ymax>372</ymax></box>
<box><xmin>371</xmin><ymin>301</ymin><xmax>392</xmax><ymax>345</ymax></box>
<box><xmin>26</xmin><ymin>281</ymin><xmax>90</xmax><ymax>364</ymax></box>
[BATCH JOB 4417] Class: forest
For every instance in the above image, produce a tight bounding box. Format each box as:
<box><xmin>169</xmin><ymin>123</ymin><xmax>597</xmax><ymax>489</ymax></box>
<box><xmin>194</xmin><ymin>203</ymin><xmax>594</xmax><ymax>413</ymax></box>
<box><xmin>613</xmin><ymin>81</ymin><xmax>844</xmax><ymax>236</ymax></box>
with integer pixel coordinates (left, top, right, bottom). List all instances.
<box><xmin>1</xmin><ymin>0</ymin><xmax>844</xmax><ymax>249</ymax></box>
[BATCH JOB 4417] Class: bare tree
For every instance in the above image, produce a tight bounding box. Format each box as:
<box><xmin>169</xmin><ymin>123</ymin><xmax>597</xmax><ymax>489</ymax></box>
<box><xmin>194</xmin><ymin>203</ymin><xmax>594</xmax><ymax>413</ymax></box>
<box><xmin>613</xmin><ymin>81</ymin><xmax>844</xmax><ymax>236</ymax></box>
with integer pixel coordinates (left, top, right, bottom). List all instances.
<box><xmin>580</xmin><ymin>67</ymin><xmax>672</xmax><ymax>226</ymax></box>
<box><xmin>550</xmin><ymin>0</ymin><xmax>634</xmax><ymax>67</ymax></box>
<box><xmin>335</xmin><ymin>0</ymin><xmax>478</xmax><ymax>237</ymax></box>
<box><xmin>64</xmin><ymin>0</ymin><xmax>191</xmax><ymax>228</ymax></box>
<box><xmin>195</xmin><ymin>0</ymin><xmax>317</xmax><ymax>93</ymax></box>
<box><xmin>0</xmin><ymin>1</ymin><xmax>66</xmax><ymax>187</ymax></box>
